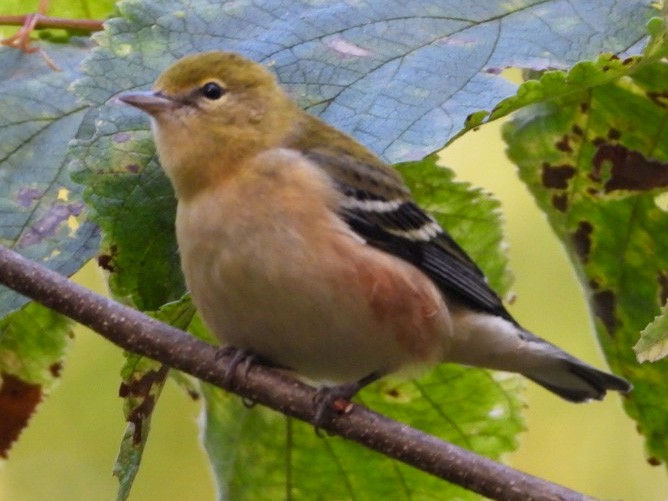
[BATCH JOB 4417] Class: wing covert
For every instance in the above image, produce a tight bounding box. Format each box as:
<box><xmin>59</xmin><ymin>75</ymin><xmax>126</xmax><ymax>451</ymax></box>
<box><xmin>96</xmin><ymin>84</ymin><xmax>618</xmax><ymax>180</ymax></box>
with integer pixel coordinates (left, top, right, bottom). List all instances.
<box><xmin>302</xmin><ymin>148</ymin><xmax>514</xmax><ymax>323</ymax></box>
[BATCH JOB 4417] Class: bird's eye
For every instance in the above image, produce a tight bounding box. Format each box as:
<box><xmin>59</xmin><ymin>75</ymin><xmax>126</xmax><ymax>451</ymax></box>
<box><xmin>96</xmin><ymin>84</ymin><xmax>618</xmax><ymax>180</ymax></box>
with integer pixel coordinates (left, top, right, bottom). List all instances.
<box><xmin>201</xmin><ymin>82</ymin><xmax>225</xmax><ymax>100</ymax></box>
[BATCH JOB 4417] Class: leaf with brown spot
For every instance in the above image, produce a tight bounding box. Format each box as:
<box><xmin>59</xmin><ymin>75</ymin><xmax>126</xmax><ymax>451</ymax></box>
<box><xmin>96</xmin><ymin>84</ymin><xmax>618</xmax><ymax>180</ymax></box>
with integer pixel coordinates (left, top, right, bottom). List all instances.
<box><xmin>551</xmin><ymin>193</ymin><xmax>568</xmax><ymax>212</ymax></box>
<box><xmin>504</xmin><ymin>24</ymin><xmax>668</xmax><ymax>466</ymax></box>
<box><xmin>571</xmin><ymin>221</ymin><xmax>593</xmax><ymax>263</ymax></box>
<box><xmin>542</xmin><ymin>163</ymin><xmax>577</xmax><ymax>189</ymax></box>
<box><xmin>607</xmin><ymin>128</ymin><xmax>622</xmax><ymax>140</ymax></box>
<box><xmin>113</xmin><ymin>295</ymin><xmax>196</xmax><ymax>501</ymax></box>
<box><xmin>555</xmin><ymin>135</ymin><xmax>573</xmax><ymax>153</ymax></box>
<box><xmin>591</xmin><ymin>289</ymin><xmax>619</xmax><ymax>335</ymax></box>
<box><xmin>0</xmin><ymin>302</ymin><xmax>71</xmax><ymax>459</ymax></box>
<box><xmin>647</xmin><ymin>90</ymin><xmax>668</xmax><ymax>108</ymax></box>
<box><xmin>657</xmin><ymin>272</ymin><xmax>668</xmax><ymax>306</ymax></box>
<box><xmin>114</xmin><ymin>355</ymin><xmax>169</xmax><ymax>500</ymax></box>
<box><xmin>0</xmin><ymin>374</ymin><xmax>42</xmax><ymax>458</ymax></box>
<box><xmin>592</xmin><ymin>144</ymin><xmax>668</xmax><ymax>193</ymax></box>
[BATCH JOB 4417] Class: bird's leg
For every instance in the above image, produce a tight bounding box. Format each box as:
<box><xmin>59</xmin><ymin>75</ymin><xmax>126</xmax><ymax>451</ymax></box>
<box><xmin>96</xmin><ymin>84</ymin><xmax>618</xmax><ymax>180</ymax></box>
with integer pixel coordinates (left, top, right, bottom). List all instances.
<box><xmin>313</xmin><ymin>371</ymin><xmax>383</xmax><ymax>429</ymax></box>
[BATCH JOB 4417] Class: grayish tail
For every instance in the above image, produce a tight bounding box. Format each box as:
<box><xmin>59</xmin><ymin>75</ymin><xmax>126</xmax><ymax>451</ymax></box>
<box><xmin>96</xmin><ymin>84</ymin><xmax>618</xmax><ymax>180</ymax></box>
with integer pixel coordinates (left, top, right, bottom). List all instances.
<box><xmin>525</xmin><ymin>357</ymin><xmax>631</xmax><ymax>402</ymax></box>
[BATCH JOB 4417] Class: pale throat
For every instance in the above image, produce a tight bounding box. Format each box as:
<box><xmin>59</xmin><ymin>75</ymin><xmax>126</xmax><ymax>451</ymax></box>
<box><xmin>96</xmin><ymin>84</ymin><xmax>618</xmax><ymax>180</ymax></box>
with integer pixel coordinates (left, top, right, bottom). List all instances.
<box><xmin>150</xmin><ymin>117</ymin><xmax>266</xmax><ymax>201</ymax></box>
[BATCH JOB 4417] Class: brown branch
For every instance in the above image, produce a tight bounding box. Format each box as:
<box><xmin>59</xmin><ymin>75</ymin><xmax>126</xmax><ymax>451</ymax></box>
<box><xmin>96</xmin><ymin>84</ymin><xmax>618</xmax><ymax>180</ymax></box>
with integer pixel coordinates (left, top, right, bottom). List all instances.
<box><xmin>0</xmin><ymin>15</ymin><xmax>103</xmax><ymax>32</ymax></box>
<box><xmin>0</xmin><ymin>245</ymin><xmax>596</xmax><ymax>501</ymax></box>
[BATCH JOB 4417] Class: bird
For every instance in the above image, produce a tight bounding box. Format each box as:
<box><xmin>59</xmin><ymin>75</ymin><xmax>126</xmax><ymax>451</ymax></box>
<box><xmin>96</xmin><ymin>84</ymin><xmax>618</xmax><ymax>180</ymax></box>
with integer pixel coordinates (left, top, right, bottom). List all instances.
<box><xmin>118</xmin><ymin>51</ymin><xmax>631</xmax><ymax>420</ymax></box>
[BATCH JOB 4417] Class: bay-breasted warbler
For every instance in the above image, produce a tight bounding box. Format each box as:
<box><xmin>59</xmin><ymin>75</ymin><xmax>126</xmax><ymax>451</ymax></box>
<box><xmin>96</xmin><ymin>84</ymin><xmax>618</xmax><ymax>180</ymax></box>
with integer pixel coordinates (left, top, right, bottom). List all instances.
<box><xmin>119</xmin><ymin>51</ymin><xmax>630</xmax><ymax>416</ymax></box>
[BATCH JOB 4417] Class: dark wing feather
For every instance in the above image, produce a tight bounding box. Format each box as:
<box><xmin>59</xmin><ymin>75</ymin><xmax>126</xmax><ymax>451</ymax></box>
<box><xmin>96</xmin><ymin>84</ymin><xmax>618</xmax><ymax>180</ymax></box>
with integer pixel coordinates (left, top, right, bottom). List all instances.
<box><xmin>302</xmin><ymin>148</ymin><xmax>515</xmax><ymax>323</ymax></box>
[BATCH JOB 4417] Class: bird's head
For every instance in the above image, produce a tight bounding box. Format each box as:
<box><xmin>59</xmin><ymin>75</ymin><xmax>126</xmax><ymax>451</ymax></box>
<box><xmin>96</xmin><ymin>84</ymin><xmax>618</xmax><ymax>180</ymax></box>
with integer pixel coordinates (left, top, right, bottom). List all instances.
<box><xmin>119</xmin><ymin>51</ymin><xmax>297</xmax><ymax>198</ymax></box>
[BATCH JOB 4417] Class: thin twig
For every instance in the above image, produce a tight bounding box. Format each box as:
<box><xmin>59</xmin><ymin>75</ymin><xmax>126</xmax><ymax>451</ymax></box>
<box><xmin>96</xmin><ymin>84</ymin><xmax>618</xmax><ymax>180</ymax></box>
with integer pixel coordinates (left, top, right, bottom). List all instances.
<box><xmin>0</xmin><ymin>0</ymin><xmax>103</xmax><ymax>70</ymax></box>
<box><xmin>0</xmin><ymin>15</ymin><xmax>103</xmax><ymax>32</ymax></box>
<box><xmin>0</xmin><ymin>245</ymin><xmax>596</xmax><ymax>501</ymax></box>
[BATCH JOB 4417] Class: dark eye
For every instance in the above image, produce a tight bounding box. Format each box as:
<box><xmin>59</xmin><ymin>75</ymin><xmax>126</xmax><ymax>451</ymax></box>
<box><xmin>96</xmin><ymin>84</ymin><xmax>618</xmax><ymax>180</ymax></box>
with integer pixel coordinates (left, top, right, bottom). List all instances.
<box><xmin>201</xmin><ymin>82</ymin><xmax>225</xmax><ymax>100</ymax></box>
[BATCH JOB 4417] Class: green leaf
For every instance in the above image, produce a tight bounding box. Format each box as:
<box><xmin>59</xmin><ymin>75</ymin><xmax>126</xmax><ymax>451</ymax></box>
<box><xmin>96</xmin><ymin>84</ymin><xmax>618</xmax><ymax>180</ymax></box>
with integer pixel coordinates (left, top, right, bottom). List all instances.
<box><xmin>503</xmin><ymin>48</ymin><xmax>668</xmax><ymax>466</ymax></box>
<box><xmin>635</xmin><ymin>304</ymin><xmax>668</xmax><ymax>363</ymax></box>
<box><xmin>396</xmin><ymin>154</ymin><xmax>511</xmax><ymax>295</ymax></box>
<box><xmin>114</xmin><ymin>358</ymin><xmax>169</xmax><ymax>501</ymax></box>
<box><xmin>0</xmin><ymin>302</ymin><xmax>72</xmax><ymax>458</ymax></box>
<box><xmin>0</xmin><ymin>42</ymin><xmax>99</xmax><ymax>316</ymax></box>
<box><xmin>200</xmin><ymin>367</ymin><xmax>523</xmax><ymax>500</ymax></box>
<box><xmin>113</xmin><ymin>295</ymin><xmax>196</xmax><ymax>499</ymax></box>
<box><xmin>490</xmin><ymin>51</ymin><xmax>666</xmax><ymax>124</ymax></box>
<box><xmin>69</xmin><ymin>117</ymin><xmax>184</xmax><ymax>310</ymax></box>
<box><xmin>73</xmin><ymin>0</ymin><xmax>653</xmax><ymax>162</ymax></box>
<box><xmin>449</xmin><ymin>14</ymin><xmax>668</xmax><ymax>142</ymax></box>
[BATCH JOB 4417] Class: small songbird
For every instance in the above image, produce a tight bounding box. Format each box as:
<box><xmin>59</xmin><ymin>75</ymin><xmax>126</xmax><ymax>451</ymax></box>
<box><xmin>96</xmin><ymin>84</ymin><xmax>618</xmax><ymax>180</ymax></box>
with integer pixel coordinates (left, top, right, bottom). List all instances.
<box><xmin>119</xmin><ymin>51</ymin><xmax>631</xmax><ymax>417</ymax></box>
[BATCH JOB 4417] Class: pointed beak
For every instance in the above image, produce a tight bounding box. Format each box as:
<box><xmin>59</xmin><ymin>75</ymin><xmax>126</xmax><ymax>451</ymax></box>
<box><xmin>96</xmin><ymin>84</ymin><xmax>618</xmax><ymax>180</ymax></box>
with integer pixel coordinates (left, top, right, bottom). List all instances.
<box><xmin>117</xmin><ymin>91</ymin><xmax>178</xmax><ymax>115</ymax></box>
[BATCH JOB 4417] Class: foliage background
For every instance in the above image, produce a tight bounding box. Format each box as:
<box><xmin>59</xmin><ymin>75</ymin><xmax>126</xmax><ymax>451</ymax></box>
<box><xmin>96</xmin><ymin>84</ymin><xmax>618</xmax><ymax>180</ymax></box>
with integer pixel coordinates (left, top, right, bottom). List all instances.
<box><xmin>0</xmin><ymin>1</ymin><xmax>667</xmax><ymax>500</ymax></box>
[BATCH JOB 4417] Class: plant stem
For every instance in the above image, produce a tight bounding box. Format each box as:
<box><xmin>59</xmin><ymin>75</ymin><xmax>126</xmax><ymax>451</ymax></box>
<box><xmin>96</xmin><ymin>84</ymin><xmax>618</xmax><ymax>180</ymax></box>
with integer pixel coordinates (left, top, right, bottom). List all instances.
<box><xmin>0</xmin><ymin>15</ymin><xmax>103</xmax><ymax>32</ymax></box>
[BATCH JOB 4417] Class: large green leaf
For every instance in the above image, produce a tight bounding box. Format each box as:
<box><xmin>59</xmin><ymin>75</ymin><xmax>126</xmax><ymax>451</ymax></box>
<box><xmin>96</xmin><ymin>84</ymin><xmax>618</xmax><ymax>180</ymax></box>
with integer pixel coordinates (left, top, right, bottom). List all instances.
<box><xmin>0</xmin><ymin>42</ymin><xmax>99</xmax><ymax>316</ymax></box>
<box><xmin>201</xmin><ymin>368</ymin><xmax>523</xmax><ymax>501</ymax></box>
<box><xmin>0</xmin><ymin>0</ymin><xmax>120</xmax><ymax>315</ymax></box>
<box><xmin>74</xmin><ymin>0</ymin><xmax>652</xmax><ymax>162</ymax></box>
<box><xmin>503</xmin><ymin>34</ymin><xmax>668</xmax><ymax>466</ymax></box>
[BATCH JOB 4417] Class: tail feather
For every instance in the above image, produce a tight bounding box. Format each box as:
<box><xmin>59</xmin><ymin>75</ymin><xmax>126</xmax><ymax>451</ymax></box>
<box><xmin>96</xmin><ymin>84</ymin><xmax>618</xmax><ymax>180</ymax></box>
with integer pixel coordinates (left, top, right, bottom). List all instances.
<box><xmin>526</xmin><ymin>358</ymin><xmax>632</xmax><ymax>403</ymax></box>
<box><xmin>448</xmin><ymin>313</ymin><xmax>632</xmax><ymax>402</ymax></box>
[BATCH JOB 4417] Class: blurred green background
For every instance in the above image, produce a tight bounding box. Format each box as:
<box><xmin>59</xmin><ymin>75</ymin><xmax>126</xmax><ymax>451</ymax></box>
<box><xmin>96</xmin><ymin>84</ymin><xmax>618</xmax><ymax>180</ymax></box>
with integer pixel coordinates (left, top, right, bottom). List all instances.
<box><xmin>1</xmin><ymin>119</ymin><xmax>666</xmax><ymax>500</ymax></box>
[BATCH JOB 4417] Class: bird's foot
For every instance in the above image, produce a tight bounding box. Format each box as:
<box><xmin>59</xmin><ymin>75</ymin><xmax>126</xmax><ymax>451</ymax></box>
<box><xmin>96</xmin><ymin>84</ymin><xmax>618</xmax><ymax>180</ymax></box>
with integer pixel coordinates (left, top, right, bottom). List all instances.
<box><xmin>312</xmin><ymin>371</ymin><xmax>383</xmax><ymax>433</ymax></box>
<box><xmin>312</xmin><ymin>383</ymin><xmax>359</xmax><ymax>433</ymax></box>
